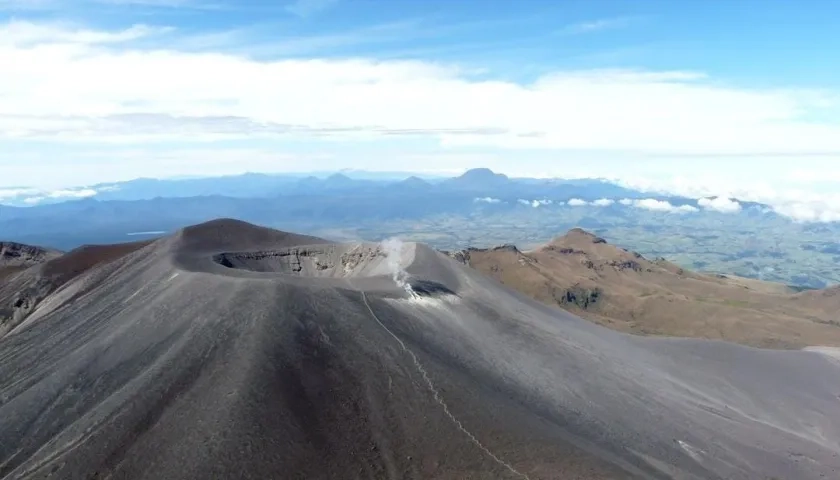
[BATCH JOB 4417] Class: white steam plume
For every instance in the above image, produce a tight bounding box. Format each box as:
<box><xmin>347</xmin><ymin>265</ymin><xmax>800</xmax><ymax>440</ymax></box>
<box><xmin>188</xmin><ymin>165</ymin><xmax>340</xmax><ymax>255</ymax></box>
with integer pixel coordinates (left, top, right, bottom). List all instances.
<box><xmin>381</xmin><ymin>237</ymin><xmax>416</xmax><ymax>297</ymax></box>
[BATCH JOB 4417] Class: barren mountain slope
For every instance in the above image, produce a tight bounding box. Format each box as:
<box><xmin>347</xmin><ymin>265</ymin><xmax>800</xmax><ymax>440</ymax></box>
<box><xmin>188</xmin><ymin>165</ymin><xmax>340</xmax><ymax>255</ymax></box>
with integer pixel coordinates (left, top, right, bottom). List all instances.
<box><xmin>0</xmin><ymin>242</ymin><xmax>61</xmax><ymax>280</ymax></box>
<box><xmin>2</xmin><ymin>219</ymin><xmax>840</xmax><ymax>479</ymax></box>
<box><xmin>0</xmin><ymin>240</ymin><xmax>152</xmax><ymax>336</ymax></box>
<box><xmin>455</xmin><ymin>228</ymin><xmax>840</xmax><ymax>349</ymax></box>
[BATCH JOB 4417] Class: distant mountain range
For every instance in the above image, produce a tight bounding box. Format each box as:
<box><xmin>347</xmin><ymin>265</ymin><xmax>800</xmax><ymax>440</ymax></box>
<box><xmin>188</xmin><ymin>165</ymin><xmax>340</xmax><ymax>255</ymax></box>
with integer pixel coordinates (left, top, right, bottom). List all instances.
<box><xmin>0</xmin><ymin>168</ymin><xmax>770</xmax><ymax>251</ymax></box>
<box><xmin>2</xmin><ymin>170</ymin><xmax>448</xmax><ymax>206</ymax></box>
<box><xmin>4</xmin><ymin>168</ymin><xmax>692</xmax><ymax>206</ymax></box>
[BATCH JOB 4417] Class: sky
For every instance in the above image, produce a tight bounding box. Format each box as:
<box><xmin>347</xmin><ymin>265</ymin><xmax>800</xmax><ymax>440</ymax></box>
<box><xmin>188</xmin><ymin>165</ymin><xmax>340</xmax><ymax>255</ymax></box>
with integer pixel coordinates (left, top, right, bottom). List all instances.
<box><xmin>1</xmin><ymin>0</ymin><xmax>840</xmax><ymax>220</ymax></box>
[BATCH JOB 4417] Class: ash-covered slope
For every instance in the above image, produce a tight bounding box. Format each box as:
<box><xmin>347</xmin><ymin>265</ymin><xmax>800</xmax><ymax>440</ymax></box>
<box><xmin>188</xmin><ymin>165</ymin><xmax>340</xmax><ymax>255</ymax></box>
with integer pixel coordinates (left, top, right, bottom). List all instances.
<box><xmin>2</xmin><ymin>219</ymin><xmax>840</xmax><ymax>479</ymax></box>
<box><xmin>0</xmin><ymin>239</ymin><xmax>152</xmax><ymax>337</ymax></box>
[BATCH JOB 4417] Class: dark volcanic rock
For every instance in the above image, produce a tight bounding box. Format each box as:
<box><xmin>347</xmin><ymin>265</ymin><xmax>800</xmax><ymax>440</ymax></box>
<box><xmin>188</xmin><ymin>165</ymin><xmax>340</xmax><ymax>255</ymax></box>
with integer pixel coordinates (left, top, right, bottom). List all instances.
<box><xmin>0</xmin><ymin>242</ymin><xmax>60</xmax><ymax>268</ymax></box>
<box><xmin>408</xmin><ymin>279</ymin><xmax>457</xmax><ymax>297</ymax></box>
<box><xmin>609</xmin><ymin>259</ymin><xmax>644</xmax><ymax>273</ymax></box>
<box><xmin>544</xmin><ymin>245</ymin><xmax>585</xmax><ymax>255</ymax></box>
<box><xmin>555</xmin><ymin>286</ymin><xmax>602</xmax><ymax>309</ymax></box>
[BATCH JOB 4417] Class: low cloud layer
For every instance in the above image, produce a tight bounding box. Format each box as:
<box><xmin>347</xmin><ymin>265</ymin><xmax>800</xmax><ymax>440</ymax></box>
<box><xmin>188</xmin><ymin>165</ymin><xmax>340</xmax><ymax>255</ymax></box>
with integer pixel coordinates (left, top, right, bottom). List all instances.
<box><xmin>698</xmin><ymin>197</ymin><xmax>742</xmax><ymax>213</ymax></box>
<box><xmin>568</xmin><ymin>198</ymin><xmax>614</xmax><ymax>207</ymax></box>
<box><xmin>474</xmin><ymin>197</ymin><xmax>502</xmax><ymax>204</ymax></box>
<box><xmin>7</xmin><ymin>186</ymin><xmax>101</xmax><ymax>205</ymax></box>
<box><xmin>517</xmin><ymin>198</ymin><xmax>553</xmax><ymax>208</ymax></box>
<box><xmin>616</xmin><ymin>175</ymin><xmax>840</xmax><ymax>223</ymax></box>
<box><xmin>620</xmin><ymin>198</ymin><xmax>699</xmax><ymax>213</ymax></box>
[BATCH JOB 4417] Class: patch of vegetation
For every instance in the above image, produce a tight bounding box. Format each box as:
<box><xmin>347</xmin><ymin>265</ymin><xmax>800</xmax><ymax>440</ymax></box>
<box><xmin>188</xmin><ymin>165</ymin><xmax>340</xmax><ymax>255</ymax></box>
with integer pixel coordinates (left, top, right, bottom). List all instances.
<box><xmin>721</xmin><ymin>299</ymin><xmax>751</xmax><ymax>308</ymax></box>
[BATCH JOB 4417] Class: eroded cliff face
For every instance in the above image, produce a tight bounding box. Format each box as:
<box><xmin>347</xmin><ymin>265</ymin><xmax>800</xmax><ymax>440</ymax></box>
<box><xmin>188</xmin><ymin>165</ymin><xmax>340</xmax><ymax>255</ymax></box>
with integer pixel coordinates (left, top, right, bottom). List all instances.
<box><xmin>0</xmin><ymin>242</ymin><xmax>61</xmax><ymax>268</ymax></box>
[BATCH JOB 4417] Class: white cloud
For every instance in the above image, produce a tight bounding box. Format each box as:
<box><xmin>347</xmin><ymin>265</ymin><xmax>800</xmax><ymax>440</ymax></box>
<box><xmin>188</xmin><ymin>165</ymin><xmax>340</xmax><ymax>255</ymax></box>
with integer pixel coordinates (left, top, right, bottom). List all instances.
<box><xmin>1</xmin><ymin>186</ymin><xmax>99</xmax><ymax>204</ymax></box>
<box><xmin>2</xmin><ymin>20</ymin><xmax>840</xmax><ymax>156</ymax></box>
<box><xmin>618</xmin><ymin>198</ymin><xmax>634</xmax><ymax>206</ymax></box>
<box><xmin>772</xmin><ymin>202</ymin><xmax>840</xmax><ymax>223</ymax></box>
<box><xmin>698</xmin><ymin>196</ymin><xmax>741</xmax><ymax>213</ymax></box>
<box><xmin>474</xmin><ymin>196</ymin><xmax>501</xmax><ymax>204</ymax></box>
<box><xmin>627</xmin><ymin>198</ymin><xmax>699</xmax><ymax>213</ymax></box>
<box><xmin>591</xmin><ymin>198</ymin><xmax>614</xmax><ymax>206</ymax></box>
<box><xmin>615</xmin><ymin>173</ymin><xmax>840</xmax><ymax>223</ymax></box>
<box><xmin>677</xmin><ymin>205</ymin><xmax>701</xmax><ymax>213</ymax></box>
<box><xmin>0</xmin><ymin>187</ymin><xmax>39</xmax><ymax>198</ymax></box>
<box><xmin>565</xmin><ymin>198</ymin><xmax>615</xmax><ymax>207</ymax></box>
<box><xmin>516</xmin><ymin>198</ymin><xmax>551</xmax><ymax>207</ymax></box>
<box><xmin>47</xmin><ymin>188</ymin><xmax>98</xmax><ymax>198</ymax></box>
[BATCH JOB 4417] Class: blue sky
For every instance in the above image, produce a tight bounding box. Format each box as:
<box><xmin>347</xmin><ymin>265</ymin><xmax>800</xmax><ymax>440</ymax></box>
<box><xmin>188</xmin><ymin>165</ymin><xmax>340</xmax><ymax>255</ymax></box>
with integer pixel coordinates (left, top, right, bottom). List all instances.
<box><xmin>1</xmin><ymin>0</ymin><xmax>840</xmax><ymax>220</ymax></box>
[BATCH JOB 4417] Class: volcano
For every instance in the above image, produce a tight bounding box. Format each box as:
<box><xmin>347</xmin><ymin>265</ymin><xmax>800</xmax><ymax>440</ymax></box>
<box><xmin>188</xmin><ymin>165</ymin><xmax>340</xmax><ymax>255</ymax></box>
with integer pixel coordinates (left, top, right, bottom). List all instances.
<box><xmin>1</xmin><ymin>219</ymin><xmax>839</xmax><ymax>479</ymax></box>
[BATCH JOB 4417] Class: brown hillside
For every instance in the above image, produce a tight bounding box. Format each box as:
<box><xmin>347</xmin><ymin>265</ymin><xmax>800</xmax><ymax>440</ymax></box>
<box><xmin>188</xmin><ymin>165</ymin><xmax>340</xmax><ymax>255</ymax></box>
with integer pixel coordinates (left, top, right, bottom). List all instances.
<box><xmin>453</xmin><ymin>228</ymin><xmax>840</xmax><ymax>349</ymax></box>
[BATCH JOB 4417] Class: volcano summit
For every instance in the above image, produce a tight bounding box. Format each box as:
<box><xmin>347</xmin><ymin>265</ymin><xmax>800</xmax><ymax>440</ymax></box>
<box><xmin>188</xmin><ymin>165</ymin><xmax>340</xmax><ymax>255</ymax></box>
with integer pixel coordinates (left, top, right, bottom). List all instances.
<box><xmin>1</xmin><ymin>219</ymin><xmax>839</xmax><ymax>479</ymax></box>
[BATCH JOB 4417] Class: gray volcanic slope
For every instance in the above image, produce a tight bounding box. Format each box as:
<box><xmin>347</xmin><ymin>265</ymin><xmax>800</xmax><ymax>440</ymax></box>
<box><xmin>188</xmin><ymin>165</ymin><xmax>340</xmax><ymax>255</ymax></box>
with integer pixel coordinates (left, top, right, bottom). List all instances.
<box><xmin>2</xmin><ymin>219</ymin><xmax>840</xmax><ymax>479</ymax></box>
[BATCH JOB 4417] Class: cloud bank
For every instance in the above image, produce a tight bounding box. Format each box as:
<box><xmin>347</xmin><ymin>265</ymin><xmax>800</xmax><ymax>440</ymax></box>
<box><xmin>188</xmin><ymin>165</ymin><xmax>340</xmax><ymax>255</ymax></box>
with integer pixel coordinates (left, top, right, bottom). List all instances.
<box><xmin>615</xmin><ymin>175</ymin><xmax>840</xmax><ymax>223</ymax></box>
<box><xmin>4</xmin><ymin>186</ymin><xmax>102</xmax><ymax>205</ymax></box>
<box><xmin>2</xmin><ymin>20</ymin><xmax>840</xmax><ymax>156</ymax></box>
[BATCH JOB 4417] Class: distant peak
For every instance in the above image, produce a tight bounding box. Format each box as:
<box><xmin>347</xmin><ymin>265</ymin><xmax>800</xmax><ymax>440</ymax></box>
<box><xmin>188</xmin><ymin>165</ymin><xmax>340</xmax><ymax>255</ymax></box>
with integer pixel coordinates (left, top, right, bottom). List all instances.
<box><xmin>459</xmin><ymin>168</ymin><xmax>508</xmax><ymax>180</ymax></box>
<box><xmin>563</xmin><ymin>228</ymin><xmax>608</xmax><ymax>244</ymax></box>
<box><xmin>325</xmin><ymin>173</ymin><xmax>353</xmax><ymax>181</ymax></box>
<box><xmin>401</xmin><ymin>176</ymin><xmax>429</xmax><ymax>185</ymax></box>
